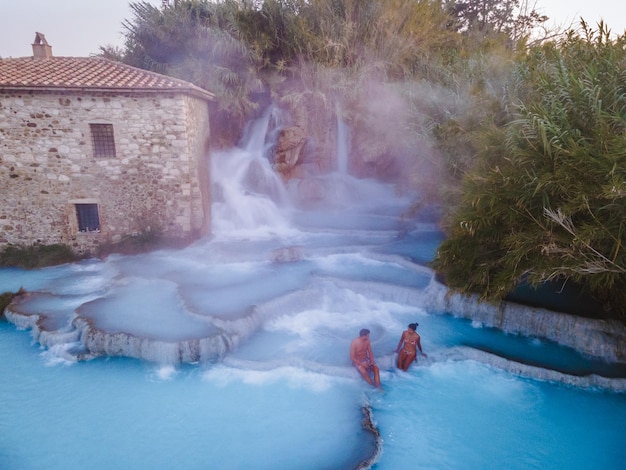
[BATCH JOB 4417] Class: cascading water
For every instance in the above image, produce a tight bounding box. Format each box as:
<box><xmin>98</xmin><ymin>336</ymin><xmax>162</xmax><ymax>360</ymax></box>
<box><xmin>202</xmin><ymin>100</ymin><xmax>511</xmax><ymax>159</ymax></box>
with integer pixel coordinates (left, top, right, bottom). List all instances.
<box><xmin>336</xmin><ymin>114</ymin><xmax>350</xmax><ymax>175</ymax></box>
<box><xmin>211</xmin><ymin>106</ymin><xmax>294</xmax><ymax>238</ymax></box>
<box><xmin>1</xmin><ymin>108</ymin><xmax>625</xmax><ymax>469</ymax></box>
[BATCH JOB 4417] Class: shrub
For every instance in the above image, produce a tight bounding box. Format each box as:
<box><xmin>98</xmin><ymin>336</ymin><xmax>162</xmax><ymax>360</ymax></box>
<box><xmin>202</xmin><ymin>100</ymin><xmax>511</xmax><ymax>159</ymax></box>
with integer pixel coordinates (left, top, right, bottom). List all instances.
<box><xmin>0</xmin><ymin>244</ymin><xmax>79</xmax><ymax>269</ymax></box>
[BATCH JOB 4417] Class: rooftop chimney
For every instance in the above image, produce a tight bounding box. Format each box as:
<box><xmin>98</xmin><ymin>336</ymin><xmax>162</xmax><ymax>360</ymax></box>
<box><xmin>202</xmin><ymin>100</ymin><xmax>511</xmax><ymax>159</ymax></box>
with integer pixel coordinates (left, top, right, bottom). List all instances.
<box><xmin>32</xmin><ymin>32</ymin><xmax>52</xmax><ymax>58</ymax></box>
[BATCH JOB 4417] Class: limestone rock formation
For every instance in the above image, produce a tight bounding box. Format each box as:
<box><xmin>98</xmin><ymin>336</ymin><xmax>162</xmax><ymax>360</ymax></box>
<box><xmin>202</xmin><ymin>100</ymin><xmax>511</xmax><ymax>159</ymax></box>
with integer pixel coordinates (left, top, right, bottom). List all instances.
<box><xmin>273</xmin><ymin>125</ymin><xmax>307</xmax><ymax>179</ymax></box>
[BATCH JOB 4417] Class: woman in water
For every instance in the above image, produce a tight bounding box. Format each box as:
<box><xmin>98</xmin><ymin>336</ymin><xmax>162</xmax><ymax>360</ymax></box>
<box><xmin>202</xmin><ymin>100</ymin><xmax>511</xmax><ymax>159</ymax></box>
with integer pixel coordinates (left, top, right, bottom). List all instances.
<box><xmin>395</xmin><ymin>323</ymin><xmax>426</xmax><ymax>371</ymax></box>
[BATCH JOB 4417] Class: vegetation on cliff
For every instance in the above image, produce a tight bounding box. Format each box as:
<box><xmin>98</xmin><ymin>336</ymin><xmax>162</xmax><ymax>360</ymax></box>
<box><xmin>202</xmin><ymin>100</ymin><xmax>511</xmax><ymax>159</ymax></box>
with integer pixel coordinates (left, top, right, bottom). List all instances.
<box><xmin>0</xmin><ymin>244</ymin><xmax>79</xmax><ymax>269</ymax></box>
<box><xmin>102</xmin><ymin>1</ymin><xmax>626</xmax><ymax>320</ymax></box>
<box><xmin>105</xmin><ymin>0</ymin><xmax>545</xmax><ymax>192</ymax></box>
<box><xmin>433</xmin><ymin>23</ymin><xmax>626</xmax><ymax>319</ymax></box>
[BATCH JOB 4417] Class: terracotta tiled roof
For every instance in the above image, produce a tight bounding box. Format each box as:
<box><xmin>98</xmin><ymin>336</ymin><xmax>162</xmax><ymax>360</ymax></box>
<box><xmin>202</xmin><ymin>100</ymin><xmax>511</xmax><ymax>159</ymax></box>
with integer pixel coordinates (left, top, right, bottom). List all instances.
<box><xmin>0</xmin><ymin>56</ymin><xmax>214</xmax><ymax>101</ymax></box>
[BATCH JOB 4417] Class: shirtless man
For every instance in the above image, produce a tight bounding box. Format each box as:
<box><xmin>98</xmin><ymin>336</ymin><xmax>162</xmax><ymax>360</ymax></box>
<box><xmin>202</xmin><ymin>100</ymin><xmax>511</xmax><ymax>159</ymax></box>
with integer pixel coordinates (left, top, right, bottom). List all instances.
<box><xmin>350</xmin><ymin>328</ymin><xmax>382</xmax><ymax>388</ymax></box>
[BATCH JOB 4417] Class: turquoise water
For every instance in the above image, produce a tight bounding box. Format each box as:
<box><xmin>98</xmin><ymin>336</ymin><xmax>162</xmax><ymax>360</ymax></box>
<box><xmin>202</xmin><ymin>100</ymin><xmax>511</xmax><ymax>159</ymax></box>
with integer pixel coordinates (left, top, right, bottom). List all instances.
<box><xmin>373</xmin><ymin>362</ymin><xmax>626</xmax><ymax>469</ymax></box>
<box><xmin>2</xmin><ymin>111</ymin><xmax>625</xmax><ymax>468</ymax></box>
<box><xmin>2</xmin><ymin>307</ymin><xmax>625</xmax><ymax>469</ymax></box>
<box><xmin>0</xmin><ymin>323</ymin><xmax>372</xmax><ymax>470</ymax></box>
<box><xmin>1</xmin><ymin>222</ymin><xmax>625</xmax><ymax>469</ymax></box>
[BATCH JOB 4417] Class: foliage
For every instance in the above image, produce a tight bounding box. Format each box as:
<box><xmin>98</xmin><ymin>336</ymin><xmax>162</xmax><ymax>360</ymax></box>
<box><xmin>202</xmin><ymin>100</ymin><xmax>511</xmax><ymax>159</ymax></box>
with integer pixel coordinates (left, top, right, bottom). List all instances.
<box><xmin>433</xmin><ymin>22</ymin><xmax>626</xmax><ymax>319</ymax></box>
<box><xmin>0</xmin><ymin>244</ymin><xmax>79</xmax><ymax>269</ymax></box>
<box><xmin>446</xmin><ymin>0</ymin><xmax>547</xmax><ymax>44</ymax></box>
<box><xmin>96</xmin><ymin>44</ymin><xmax>126</xmax><ymax>61</ymax></box>
<box><xmin>114</xmin><ymin>0</ymin><xmax>533</xmax><ymax>149</ymax></box>
<box><xmin>122</xmin><ymin>1</ymin><xmax>264</xmax><ymax>144</ymax></box>
<box><xmin>234</xmin><ymin>0</ymin><xmax>308</xmax><ymax>70</ymax></box>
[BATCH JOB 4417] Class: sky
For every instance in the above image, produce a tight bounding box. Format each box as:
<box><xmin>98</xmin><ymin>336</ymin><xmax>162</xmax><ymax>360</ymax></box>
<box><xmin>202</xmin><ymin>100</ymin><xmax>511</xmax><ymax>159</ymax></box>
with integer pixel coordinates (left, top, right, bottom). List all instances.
<box><xmin>0</xmin><ymin>0</ymin><xmax>160</xmax><ymax>58</ymax></box>
<box><xmin>0</xmin><ymin>0</ymin><xmax>625</xmax><ymax>58</ymax></box>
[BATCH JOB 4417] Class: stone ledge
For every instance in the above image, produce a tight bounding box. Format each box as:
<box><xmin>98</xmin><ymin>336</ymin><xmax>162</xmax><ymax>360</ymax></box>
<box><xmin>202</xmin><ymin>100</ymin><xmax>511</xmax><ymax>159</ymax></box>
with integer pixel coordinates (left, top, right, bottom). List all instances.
<box><xmin>424</xmin><ymin>280</ymin><xmax>626</xmax><ymax>364</ymax></box>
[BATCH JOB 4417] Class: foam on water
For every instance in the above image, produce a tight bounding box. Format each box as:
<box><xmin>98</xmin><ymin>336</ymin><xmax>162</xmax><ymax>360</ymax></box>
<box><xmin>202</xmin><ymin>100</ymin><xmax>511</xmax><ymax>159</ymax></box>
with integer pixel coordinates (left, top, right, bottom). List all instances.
<box><xmin>202</xmin><ymin>363</ymin><xmax>340</xmax><ymax>392</ymax></box>
<box><xmin>210</xmin><ymin>109</ymin><xmax>295</xmax><ymax>239</ymax></box>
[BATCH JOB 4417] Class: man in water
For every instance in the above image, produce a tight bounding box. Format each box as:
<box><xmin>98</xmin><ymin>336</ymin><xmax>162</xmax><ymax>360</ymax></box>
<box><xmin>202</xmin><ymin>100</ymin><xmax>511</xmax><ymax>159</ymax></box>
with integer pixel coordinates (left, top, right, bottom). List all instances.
<box><xmin>350</xmin><ymin>328</ymin><xmax>382</xmax><ymax>389</ymax></box>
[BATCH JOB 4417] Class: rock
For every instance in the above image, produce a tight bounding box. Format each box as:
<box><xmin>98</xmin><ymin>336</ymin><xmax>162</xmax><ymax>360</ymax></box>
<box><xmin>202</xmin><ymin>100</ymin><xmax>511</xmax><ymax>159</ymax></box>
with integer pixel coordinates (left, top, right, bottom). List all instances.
<box><xmin>271</xmin><ymin>246</ymin><xmax>303</xmax><ymax>263</ymax></box>
<box><xmin>424</xmin><ymin>280</ymin><xmax>626</xmax><ymax>364</ymax></box>
<box><xmin>273</xmin><ymin>126</ymin><xmax>307</xmax><ymax>179</ymax></box>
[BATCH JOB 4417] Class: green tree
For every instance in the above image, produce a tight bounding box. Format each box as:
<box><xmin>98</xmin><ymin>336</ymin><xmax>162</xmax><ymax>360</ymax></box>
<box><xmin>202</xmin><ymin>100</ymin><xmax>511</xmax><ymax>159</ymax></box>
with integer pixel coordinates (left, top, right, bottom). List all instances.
<box><xmin>446</xmin><ymin>0</ymin><xmax>546</xmax><ymax>40</ymax></box>
<box><xmin>122</xmin><ymin>0</ymin><xmax>263</xmax><ymax>145</ymax></box>
<box><xmin>234</xmin><ymin>0</ymin><xmax>308</xmax><ymax>72</ymax></box>
<box><xmin>433</xmin><ymin>22</ymin><xmax>626</xmax><ymax>319</ymax></box>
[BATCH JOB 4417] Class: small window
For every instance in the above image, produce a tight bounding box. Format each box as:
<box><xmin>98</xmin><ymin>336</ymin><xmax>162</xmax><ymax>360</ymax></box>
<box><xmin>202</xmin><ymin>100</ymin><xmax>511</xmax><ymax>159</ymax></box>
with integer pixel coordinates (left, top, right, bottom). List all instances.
<box><xmin>90</xmin><ymin>123</ymin><xmax>116</xmax><ymax>158</ymax></box>
<box><xmin>75</xmin><ymin>204</ymin><xmax>100</xmax><ymax>232</ymax></box>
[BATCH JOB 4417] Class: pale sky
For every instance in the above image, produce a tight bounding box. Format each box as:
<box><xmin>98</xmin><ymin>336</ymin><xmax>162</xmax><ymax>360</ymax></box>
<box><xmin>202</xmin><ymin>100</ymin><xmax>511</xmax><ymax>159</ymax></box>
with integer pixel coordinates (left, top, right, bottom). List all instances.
<box><xmin>0</xmin><ymin>0</ymin><xmax>625</xmax><ymax>59</ymax></box>
<box><xmin>0</xmin><ymin>0</ymin><xmax>160</xmax><ymax>58</ymax></box>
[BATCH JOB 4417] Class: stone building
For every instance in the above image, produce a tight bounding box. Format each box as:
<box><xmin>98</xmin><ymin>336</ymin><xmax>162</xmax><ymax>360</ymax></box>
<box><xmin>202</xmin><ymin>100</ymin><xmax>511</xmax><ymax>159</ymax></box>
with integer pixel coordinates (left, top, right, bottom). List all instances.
<box><xmin>0</xmin><ymin>33</ymin><xmax>214</xmax><ymax>255</ymax></box>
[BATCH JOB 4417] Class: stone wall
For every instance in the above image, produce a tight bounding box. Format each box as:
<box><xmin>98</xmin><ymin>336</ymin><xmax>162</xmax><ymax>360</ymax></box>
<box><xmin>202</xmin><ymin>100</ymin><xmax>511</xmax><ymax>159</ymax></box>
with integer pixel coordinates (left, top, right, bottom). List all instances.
<box><xmin>0</xmin><ymin>89</ymin><xmax>211</xmax><ymax>254</ymax></box>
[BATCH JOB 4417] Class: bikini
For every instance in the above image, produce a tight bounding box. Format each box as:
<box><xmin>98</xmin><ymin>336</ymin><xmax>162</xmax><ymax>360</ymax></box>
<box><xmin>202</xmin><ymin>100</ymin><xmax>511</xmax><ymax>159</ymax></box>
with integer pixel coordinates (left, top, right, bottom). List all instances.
<box><xmin>402</xmin><ymin>335</ymin><xmax>418</xmax><ymax>354</ymax></box>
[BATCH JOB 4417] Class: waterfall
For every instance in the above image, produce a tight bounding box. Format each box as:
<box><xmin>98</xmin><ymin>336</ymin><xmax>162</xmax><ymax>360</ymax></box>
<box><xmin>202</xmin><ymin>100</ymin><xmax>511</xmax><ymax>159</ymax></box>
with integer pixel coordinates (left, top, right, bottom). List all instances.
<box><xmin>241</xmin><ymin>105</ymin><xmax>283</xmax><ymax>158</ymax></box>
<box><xmin>336</xmin><ymin>115</ymin><xmax>350</xmax><ymax>175</ymax></box>
<box><xmin>210</xmin><ymin>107</ymin><xmax>294</xmax><ymax>238</ymax></box>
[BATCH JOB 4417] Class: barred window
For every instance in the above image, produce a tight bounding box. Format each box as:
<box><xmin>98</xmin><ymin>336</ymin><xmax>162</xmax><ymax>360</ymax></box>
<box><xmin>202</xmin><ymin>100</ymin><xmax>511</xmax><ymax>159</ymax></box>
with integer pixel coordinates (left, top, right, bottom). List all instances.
<box><xmin>75</xmin><ymin>204</ymin><xmax>100</xmax><ymax>232</ymax></box>
<box><xmin>90</xmin><ymin>123</ymin><xmax>116</xmax><ymax>158</ymax></box>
